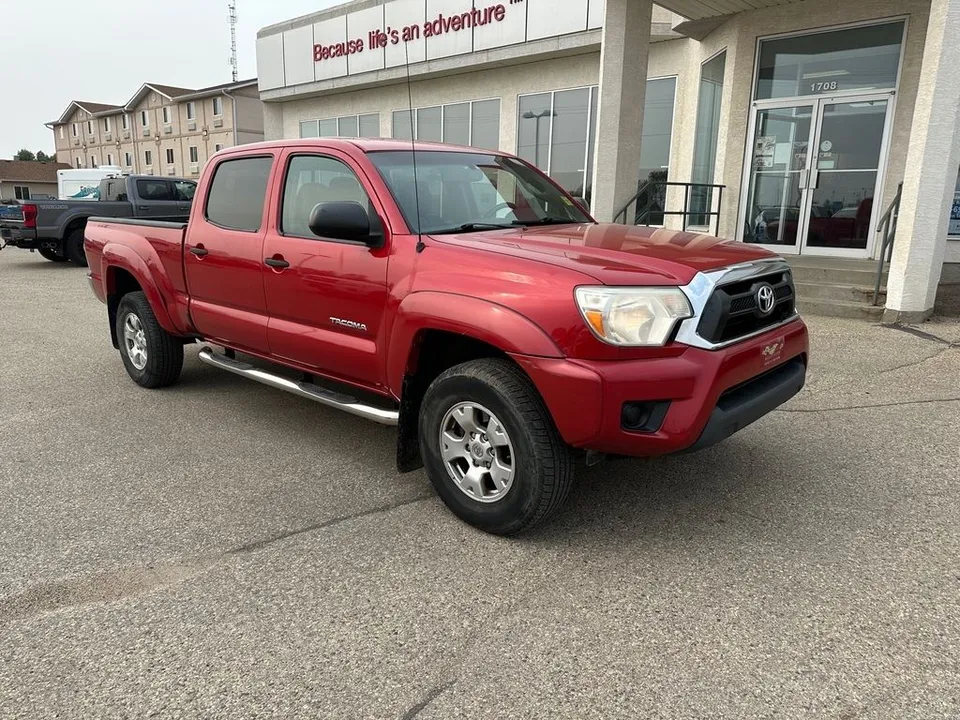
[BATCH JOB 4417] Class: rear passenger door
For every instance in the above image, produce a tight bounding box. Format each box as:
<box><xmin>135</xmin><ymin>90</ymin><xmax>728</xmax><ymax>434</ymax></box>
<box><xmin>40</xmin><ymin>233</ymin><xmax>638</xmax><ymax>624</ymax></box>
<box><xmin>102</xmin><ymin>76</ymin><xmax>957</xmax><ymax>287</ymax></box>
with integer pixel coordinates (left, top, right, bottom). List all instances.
<box><xmin>184</xmin><ymin>155</ymin><xmax>275</xmax><ymax>354</ymax></box>
<box><xmin>134</xmin><ymin>178</ymin><xmax>182</xmax><ymax>220</ymax></box>
<box><xmin>261</xmin><ymin>150</ymin><xmax>390</xmax><ymax>389</ymax></box>
<box><xmin>173</xmin><ymin>180</ymin><xmax>196</xmax><ymax>216</ymax></box>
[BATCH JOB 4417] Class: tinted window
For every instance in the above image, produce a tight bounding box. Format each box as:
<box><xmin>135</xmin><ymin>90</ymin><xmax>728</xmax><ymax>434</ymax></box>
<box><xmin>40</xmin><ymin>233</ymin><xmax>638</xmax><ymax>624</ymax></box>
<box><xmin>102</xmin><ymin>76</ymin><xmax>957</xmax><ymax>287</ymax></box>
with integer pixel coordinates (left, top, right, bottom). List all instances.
<box><xmin>137</xmin><ymin>179</ymin><xmax>173</xmax><ymax>201</ymax></box>
<box><xmin>206</xmin><ymin>157</ymin><xmax>273</xmax><ymax>232</ymax></box>
<box><xmin>281</xmin><ymin>155</ymin><xmax>371</xmax><ymax>239</ymax></box>
<box><xmin>174</xmin><ymin>181</ymin><xmax>197</xmax><ymax>201</ymax></box>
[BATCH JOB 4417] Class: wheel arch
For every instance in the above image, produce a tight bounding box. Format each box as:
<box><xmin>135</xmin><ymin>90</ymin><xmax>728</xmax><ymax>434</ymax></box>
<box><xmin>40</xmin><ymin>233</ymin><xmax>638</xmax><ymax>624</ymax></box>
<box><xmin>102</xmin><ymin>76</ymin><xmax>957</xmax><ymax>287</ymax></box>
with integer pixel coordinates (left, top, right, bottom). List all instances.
<box><xmin>102</xmin><ymin>247</ymin><xmax>178</xmax><ymax>348</ymax></box>
<box><xmin>390</xmin><ymin>292</ymin><xmax>561</xmax><ymax>474</ymax></box>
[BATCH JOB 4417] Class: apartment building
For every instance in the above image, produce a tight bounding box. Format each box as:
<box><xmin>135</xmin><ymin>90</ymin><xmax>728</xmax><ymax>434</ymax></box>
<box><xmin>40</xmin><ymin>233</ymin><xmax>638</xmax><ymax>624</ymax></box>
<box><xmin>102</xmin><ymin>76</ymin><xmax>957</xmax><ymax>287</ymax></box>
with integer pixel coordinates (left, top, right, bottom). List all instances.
<box><xmin>48</xmin><ymin>79</ymin><xmax>264</xmax><ymax>178</ymax></box>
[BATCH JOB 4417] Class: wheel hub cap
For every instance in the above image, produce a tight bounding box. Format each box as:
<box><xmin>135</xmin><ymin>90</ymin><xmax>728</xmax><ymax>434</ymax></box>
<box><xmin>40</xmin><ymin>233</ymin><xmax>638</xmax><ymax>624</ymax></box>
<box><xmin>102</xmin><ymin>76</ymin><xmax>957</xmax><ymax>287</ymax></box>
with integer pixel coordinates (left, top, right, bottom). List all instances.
<box><xmin>123</xmin><ymin>313</ymin><xmax>148</xmax><ymax>371</ymax></box>
<box><xmin>439</xmin><ymin>402</ymin><xmax>515</xmax><ymax>504</ymax></box>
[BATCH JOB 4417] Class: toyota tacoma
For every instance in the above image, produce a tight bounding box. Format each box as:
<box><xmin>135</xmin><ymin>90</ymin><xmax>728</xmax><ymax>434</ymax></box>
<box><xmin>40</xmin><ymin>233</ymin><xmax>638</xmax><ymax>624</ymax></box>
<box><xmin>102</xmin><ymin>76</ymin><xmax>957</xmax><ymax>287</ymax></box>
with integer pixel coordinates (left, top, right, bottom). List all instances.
<box><xmin>83</xmin><ymin>139</ymin><xmax>808</xmax><ymax>535</ymax></box>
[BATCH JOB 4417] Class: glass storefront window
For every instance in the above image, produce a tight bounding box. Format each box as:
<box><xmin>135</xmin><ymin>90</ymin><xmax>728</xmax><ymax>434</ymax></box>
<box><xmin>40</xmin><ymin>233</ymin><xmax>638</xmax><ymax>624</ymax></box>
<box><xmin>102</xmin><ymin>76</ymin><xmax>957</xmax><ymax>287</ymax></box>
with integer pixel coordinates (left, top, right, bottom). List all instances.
<box><xmin>636</xmin><ymin>77</ymin><xmax>677</xmax><ymax>225</ymax></box>
<box><xmin>392</xmin><ymin>100</ymin><xmax>501</xmax><ymax>150</ymax></box>
<box><xmin>471</xmin><ymin>99</ymin><xmax>500</xmax><ymax>150</ymax></box>
<box><xmin>417</xmin><ymin>106</ymin><xmax>443</xmax><ymax>142</ymax></box>
<box><xmin>756</xmin><ymin>22</ymin><xmax>904</xmax><ymax>101</ymax></box>
<box><xmin>299</xmin><ymin>114</ymin><xmax>379</xmax><ymax>138</ymax></box>
<box><xmin>517</xmin><ymin>86</ymin><xmax>599</xmax><ymax>202</ymax></box>
<box><xmin>690</xmin><ymin>51</ymin><xmax>726</xmax><ymax>226</ymax></box>
<box><xmin>517</xmin><ymin>93</ymin><xmax>552</xmax><ymax>169</ymax></box>
<box><xmin>443</xmin><ymin>103</ymin><xmax>470</xmax><ymax>146</ymax></box>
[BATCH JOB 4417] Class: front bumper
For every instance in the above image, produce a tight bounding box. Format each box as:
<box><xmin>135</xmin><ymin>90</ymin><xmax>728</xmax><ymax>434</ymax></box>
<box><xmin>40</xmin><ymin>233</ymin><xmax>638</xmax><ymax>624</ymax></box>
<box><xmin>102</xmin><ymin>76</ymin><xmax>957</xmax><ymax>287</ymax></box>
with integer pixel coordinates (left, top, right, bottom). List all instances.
<box><xmin>512</xmin><ymin>317</ymin><xmax>809</xmax><ymax>457</ymax></box>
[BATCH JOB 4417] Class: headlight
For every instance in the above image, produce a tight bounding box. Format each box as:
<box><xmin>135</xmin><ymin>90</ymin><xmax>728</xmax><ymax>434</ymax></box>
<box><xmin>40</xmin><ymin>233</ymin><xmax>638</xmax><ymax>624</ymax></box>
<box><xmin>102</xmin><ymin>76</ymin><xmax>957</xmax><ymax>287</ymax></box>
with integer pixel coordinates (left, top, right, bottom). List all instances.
<box><xmin>574</xmin><ymin>286</ymin><xmax>693</xmax><ymax>346</ymax></box>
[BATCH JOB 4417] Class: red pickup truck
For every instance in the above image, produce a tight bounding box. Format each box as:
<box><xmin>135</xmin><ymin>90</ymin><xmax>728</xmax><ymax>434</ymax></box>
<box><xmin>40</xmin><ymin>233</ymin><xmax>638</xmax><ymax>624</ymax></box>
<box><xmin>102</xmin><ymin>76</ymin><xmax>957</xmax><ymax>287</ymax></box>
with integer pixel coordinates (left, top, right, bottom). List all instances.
<box><xmin>84</xmin><ymin>139</ymin><xmax>808</xmax><ymax>535</ymax></box>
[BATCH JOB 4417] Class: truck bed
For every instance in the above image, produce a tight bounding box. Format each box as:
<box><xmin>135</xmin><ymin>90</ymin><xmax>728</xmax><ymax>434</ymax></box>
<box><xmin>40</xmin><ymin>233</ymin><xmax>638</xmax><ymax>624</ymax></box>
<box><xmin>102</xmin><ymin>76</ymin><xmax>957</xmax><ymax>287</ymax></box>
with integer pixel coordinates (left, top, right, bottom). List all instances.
<box><xmin>84</xmin><ymin>217</ymin><xmax>191</xmax><ymax>332</ymax></box>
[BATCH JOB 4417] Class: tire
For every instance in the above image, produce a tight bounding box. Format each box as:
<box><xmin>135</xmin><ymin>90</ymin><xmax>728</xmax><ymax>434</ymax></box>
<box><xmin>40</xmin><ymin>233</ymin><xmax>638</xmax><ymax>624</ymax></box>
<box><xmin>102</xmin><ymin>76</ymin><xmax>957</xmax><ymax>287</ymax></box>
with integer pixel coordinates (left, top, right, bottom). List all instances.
<box><xmin>419</xmin><ymin>358</ymin><xmax>574</xmax><ymax>535</ymax></box>
<box><xmin>37</xmin><ymin>247</ymin><xmax>68</xmax><ymax>262</ymax></box>
<box><xmin>65</xmin><ymin>228</ymin><xmax>88</xmax><ymax>266</ymax></box>
<box><xmin>115</xmin><ymin>292</ymin><xmax>184</xmax><ymax>388</ymax></box>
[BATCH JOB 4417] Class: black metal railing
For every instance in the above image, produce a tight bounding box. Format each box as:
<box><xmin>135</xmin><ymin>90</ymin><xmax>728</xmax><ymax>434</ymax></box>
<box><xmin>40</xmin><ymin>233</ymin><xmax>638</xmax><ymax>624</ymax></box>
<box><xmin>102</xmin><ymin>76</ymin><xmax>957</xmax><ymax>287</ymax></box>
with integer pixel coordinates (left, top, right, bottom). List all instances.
<box><xmin>873</xmin><ymin>182</ymin><xmax>902</xmax><ymax>306</ymax></box>
<box><xmin>614</xmin><ymin>180</ymin><xmax>726</xmax><ymax>236</ymax></box>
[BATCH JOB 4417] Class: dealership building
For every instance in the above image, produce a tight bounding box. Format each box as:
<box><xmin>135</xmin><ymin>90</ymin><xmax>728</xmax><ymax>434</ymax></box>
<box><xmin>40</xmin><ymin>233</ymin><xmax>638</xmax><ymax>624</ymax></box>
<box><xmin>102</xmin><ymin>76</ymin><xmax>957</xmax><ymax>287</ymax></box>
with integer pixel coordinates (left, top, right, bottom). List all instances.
<box><xmin>257</xmin><ymin>0</ymin><xmax>960</xmax><ymax>321</ymax></box>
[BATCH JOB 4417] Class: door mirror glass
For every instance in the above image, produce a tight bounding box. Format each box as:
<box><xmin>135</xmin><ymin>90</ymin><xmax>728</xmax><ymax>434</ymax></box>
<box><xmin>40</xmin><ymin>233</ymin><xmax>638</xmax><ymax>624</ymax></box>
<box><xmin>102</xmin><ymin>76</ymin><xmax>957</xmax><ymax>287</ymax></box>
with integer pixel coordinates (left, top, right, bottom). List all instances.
<box><xmin>309</xmin><ymin>201</ymin><xmax>379</xmax><ymax>245</ymax></box>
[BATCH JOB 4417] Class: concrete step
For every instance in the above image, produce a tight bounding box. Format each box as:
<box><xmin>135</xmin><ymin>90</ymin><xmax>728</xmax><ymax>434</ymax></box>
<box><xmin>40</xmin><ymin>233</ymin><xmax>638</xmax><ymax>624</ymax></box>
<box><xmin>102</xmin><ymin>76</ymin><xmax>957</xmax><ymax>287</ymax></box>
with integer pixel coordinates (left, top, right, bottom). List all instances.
<box><xmin>796</xmin><ymin>297</ymin><xmax>885</xmax><ymax>320</ymax></box>
<box><xmin>788</xmin><ymin>261</ymin><xmax>886</xmax><ymax>286</ymax></box>
<box><xmin>794</xmin><ymin>281</ymin><xmax>885</xmax><ymax>304</ymax></box>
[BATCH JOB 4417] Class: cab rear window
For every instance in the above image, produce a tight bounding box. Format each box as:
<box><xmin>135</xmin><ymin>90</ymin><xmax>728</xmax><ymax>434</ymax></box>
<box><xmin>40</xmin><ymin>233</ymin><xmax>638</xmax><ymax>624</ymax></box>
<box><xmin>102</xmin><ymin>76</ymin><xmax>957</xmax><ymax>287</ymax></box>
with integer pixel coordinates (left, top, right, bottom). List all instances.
<box><xmin>205</xmin><ymin>156</ymin><xmax>273</xmax><ymax>232</ymax></box>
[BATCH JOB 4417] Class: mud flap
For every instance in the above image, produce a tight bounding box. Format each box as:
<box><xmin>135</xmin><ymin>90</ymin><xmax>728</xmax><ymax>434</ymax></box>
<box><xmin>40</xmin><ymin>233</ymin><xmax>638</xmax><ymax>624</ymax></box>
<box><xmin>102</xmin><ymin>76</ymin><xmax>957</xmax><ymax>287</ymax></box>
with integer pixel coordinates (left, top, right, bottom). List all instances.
<box><xmin>396</xmin><ymin>374</ymin><xmax>424</xmax><ymax>473</ymax></box>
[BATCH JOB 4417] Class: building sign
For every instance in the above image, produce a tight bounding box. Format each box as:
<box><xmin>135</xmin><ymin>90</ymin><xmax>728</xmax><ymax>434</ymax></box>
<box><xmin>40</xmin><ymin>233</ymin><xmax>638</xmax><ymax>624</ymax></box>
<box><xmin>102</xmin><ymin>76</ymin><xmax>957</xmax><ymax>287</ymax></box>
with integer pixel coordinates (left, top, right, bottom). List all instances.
<box><xmin>314</xmin><ymin>2</ymin><xmax>511</xmax><ymax>62</ymax></box>
<box><xmin>258</xmin><ymin>0</ymin><xmax>605</xmax><ymax>91</ymax></box>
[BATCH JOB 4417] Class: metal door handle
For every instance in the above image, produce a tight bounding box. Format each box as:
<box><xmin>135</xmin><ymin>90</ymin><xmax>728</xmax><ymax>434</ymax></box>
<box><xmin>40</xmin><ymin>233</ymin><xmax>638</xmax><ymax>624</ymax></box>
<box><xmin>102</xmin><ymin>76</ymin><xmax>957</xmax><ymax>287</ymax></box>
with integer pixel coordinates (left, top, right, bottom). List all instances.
<box><xmin>190</xmin><ymin>246</ymin><xmax>208</xmax><ymax>257</ymax></box>
<box><xmin>264</xmin><ymin>257</ymin><xmax>289</xmax><ymax>268</ymax></box>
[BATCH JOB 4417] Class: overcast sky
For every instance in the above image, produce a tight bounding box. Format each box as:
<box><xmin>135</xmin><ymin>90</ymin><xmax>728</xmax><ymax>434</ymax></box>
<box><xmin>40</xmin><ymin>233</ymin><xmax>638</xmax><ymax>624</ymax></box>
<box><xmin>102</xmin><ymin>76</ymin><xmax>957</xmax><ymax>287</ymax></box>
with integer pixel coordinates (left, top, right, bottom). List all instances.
<box><xmin>0</xmin><ymin>0</ymin><xmax>342</xmax><ymax>159</ymax></box>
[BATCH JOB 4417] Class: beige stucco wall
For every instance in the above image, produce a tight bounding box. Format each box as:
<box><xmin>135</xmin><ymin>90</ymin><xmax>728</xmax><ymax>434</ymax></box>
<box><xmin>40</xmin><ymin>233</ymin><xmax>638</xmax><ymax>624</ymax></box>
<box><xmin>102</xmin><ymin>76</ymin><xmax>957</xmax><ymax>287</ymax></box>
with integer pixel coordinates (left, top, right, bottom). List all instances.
<box><xmin>0</xmin><ymin>180</ymin><xmax>58</xmax><ymax>201</ymax></box>
<box><xmin>265</xmin><ymin>51</ymin><xmax>602</xmax><ymax>155</ymax></box>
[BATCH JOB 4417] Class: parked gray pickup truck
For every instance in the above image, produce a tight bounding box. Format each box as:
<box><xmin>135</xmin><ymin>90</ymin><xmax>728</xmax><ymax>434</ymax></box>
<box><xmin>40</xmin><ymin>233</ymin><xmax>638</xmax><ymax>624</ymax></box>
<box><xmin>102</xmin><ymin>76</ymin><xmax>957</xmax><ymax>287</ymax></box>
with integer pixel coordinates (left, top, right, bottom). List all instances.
<box><xmin>0</xmin><ymin>175</ymin><xmax>195</xmax><ymax>265</ymax></box>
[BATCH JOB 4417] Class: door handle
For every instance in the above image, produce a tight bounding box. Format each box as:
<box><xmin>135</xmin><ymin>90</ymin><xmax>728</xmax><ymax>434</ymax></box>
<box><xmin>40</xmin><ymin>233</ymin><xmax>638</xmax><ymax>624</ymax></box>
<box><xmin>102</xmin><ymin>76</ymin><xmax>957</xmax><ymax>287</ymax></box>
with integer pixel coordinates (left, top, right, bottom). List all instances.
<box><xmin>264</xmin><ymin>257</ymin><xmax>290</xmax><ymax>268</ymax></box>
<box><xmin>190</xmin><ymin>246</ymin><xmax>208</xmax><ymax>257</ymax></box>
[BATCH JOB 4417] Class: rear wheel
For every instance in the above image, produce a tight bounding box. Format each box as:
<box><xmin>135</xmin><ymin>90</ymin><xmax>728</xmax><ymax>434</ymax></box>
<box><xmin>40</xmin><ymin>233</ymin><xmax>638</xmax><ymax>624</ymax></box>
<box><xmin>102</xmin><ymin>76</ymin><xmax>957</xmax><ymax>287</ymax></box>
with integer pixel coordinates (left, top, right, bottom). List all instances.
<box><xmin>419</xmin><ymin>358</ymin><xmax>574</xmax><ymax>535</ymax></box>
<box><xmin>37</xmin><ymin>247</ymin><xmax>68</xmax><ymax>262</ymax></box>
<box><xmin>116</xmin><ymin>292</ymin><xmax>184</xmax><ymax>388</ymax></box>
<box><xmin>65</xmin><ymin>228</ymin><xmax>87</xmax><ymax>266</ymax></box>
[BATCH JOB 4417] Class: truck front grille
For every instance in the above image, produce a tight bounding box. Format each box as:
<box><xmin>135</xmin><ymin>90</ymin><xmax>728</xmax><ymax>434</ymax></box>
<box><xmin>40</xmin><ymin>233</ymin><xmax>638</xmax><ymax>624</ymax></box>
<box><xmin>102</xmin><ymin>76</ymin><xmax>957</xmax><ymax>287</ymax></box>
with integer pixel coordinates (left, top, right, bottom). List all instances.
<box><xmin>696</xmin><ymin>269</ymin><xmax>796</xmax><ymax>344</ymax></box>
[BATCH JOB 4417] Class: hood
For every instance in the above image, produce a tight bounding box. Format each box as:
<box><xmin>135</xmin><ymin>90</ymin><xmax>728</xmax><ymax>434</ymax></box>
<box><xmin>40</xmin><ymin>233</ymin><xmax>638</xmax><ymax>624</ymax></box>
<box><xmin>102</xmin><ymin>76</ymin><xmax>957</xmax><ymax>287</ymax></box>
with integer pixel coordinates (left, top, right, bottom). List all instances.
<box><xmin>430</xmin><ymin>223</ymin><xmax>778</xmax><ymax>286</ymax></box>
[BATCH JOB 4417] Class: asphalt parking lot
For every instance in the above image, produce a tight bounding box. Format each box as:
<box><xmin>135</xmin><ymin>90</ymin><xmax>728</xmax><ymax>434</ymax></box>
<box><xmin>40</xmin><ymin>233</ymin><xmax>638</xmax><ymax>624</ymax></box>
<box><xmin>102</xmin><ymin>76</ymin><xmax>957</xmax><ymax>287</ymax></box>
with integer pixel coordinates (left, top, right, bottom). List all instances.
<box><xmin>1</xmin><ymin>247</ymin><xmax>959</xmax><ymax>719</ymax></box>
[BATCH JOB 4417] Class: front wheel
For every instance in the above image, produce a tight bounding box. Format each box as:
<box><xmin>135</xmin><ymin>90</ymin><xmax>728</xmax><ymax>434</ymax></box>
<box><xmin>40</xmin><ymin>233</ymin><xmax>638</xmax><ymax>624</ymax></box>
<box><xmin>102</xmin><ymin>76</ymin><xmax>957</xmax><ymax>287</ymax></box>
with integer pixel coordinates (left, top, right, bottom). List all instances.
<box><xmin>419</xmin><ymin>358</ymin><xmax>574</xmax><ymax>535</ymax></box>
<box><xmin>116</xmin><ymin>292</ymin><xmax>184</xmax><ymax>388</ymax></box>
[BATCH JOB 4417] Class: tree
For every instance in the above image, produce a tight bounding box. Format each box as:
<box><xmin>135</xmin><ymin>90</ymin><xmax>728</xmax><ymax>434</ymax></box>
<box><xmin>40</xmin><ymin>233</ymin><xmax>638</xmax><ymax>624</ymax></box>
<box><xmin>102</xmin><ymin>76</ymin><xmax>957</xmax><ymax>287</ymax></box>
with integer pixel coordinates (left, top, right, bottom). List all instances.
<box><xmin>14</xmin><ymin>149</ymin><xmax>36</xmax><ymax>162</ymax></box>
<box><xmin>36</xmin><ymin>151</ymin><xmax>52</xmax><ymax>163</ymax></box>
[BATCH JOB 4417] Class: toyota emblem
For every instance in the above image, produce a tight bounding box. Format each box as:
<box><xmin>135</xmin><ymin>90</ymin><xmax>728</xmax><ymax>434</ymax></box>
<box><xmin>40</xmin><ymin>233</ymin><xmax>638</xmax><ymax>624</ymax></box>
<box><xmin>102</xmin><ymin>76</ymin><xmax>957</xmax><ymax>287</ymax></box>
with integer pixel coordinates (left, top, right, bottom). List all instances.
<box><xmin>756</xmin><ymin>284</ymin><xmax>776</xmax><ymax>316</ymax></box>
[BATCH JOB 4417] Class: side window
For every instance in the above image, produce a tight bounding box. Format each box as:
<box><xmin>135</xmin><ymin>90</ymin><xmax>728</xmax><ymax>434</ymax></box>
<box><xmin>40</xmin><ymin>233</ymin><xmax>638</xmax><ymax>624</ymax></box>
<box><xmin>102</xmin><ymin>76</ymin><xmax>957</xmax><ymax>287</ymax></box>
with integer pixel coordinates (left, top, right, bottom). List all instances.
<box><xmin>136</xmin><ymin>179</ymin><xmax>173</xmax><ymax>201</ymax></box>
<box><xmin>281</xmin><ymin>155</ymin><xmax>371</xmax><ymax>239</ymax></box>
<box><xmin>206</xmin><ymin>156</ymin><xmax>273</xmax><ymax>232</ymax></box>
<box><xmin>174</xmin><ymin>181</ymin><xmax>197</xmax><ymax>201</ymax></box>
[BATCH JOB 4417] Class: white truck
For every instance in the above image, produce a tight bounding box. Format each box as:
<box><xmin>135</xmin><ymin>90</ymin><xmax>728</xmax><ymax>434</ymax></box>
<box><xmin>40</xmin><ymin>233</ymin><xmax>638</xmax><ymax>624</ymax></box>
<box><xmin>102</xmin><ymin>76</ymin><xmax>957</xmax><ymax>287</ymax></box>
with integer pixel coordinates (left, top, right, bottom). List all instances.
<box><xmin>57</xmin><ymin>167</ymin><xmax>125</xmax><ymax>201</ymax></box>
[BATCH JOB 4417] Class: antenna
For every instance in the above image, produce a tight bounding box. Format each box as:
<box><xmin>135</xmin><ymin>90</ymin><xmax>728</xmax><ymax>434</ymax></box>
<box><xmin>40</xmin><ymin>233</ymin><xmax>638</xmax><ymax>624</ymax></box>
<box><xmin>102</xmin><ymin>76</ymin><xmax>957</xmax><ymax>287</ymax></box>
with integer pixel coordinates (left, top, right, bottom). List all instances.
<box><xmin>404</xmin><ymin>41</ymin><xmax>424</xmax><ymax>253</ymax></box>
<box><xmin>228</xmin><ymin>1</ymin><xmax>239</xmax><ymax>83</ymax></box>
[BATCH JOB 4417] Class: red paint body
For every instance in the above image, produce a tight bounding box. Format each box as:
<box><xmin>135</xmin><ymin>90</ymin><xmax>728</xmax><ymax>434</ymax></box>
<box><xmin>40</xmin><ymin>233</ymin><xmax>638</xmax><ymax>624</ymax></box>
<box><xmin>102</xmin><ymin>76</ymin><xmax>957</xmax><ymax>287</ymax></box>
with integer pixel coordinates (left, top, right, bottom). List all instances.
<box><xmin>85</xmin><ymin>139</ymin><xmax>809</xmax><ymax>456</ymax></box>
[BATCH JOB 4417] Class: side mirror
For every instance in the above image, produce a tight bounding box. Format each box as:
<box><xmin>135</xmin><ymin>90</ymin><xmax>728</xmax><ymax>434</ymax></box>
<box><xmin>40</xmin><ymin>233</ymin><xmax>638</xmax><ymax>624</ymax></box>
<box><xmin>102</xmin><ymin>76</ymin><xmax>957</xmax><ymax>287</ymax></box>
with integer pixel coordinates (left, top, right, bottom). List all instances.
<box><xmin>571</xmin><ymin>195</ymin><xmax>590</xmax><ymax>214</ymax></box>
<box><xmin>308</xmin><ymin>201</ymin><xmax>383</xmax><ymax>247</ymax></box>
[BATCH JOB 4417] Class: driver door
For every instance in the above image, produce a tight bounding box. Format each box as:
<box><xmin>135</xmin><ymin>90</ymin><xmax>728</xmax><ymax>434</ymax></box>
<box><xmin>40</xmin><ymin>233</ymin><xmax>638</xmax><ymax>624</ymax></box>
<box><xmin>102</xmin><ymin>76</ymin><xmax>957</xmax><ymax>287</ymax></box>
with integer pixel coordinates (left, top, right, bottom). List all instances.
<box><xmin>262</xmin><ymin>149</ymin><xmax>391</xmax><ymax>390</ymax></box>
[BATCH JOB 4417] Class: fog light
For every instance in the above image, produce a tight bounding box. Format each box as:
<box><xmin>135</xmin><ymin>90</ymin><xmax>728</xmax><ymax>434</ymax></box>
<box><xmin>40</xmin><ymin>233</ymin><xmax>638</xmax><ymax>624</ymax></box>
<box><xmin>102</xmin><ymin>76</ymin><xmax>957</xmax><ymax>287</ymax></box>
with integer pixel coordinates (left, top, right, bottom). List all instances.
<box><xmin>621</xmin><ymin>401</ymin><xmax>670</xmax><ymax>433</ymax></box>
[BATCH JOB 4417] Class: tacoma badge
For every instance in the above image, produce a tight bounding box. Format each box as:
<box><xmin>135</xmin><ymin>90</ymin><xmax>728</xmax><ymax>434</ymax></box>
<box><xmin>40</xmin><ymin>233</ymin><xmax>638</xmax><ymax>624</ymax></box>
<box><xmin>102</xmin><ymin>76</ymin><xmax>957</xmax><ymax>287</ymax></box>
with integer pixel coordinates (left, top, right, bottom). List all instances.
<box><xmin>330</xmin><ymin>317</ymin><xmax>368</xmax><ymax>332</ymax></box>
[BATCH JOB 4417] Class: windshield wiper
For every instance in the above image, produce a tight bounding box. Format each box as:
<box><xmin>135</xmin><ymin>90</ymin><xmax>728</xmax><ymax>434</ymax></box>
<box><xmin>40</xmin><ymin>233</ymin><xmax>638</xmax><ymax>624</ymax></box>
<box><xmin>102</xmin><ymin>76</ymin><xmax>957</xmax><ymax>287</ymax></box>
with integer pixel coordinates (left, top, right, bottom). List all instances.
<box><xmin>512</xmin><ymin>217</ymin><xmax>576</xmax><ymax>227</ymax></box>
<box><xmin>430</xmin><ymin>222</ymin><xmax>515</xmax><ymax>234</ymax></box>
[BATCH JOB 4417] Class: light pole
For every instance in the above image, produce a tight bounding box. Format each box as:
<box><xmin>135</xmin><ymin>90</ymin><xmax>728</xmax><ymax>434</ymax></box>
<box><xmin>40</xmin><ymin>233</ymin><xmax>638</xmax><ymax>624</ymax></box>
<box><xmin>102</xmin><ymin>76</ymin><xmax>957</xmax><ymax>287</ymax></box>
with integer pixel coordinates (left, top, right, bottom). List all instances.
<box><xmin>522</xmin><ymin>109</ymin><xmax>557</xmax><ymax>169</ymax></box>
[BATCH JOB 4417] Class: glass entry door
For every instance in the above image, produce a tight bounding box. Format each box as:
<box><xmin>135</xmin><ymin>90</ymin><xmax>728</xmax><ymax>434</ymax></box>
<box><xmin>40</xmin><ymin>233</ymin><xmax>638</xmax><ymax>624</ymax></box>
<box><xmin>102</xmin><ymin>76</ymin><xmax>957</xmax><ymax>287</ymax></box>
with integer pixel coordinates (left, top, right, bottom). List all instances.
<box><xmin>742</xmin><ymin>93</ymin><xmax>892</xmax><ymax>258</ymax></box>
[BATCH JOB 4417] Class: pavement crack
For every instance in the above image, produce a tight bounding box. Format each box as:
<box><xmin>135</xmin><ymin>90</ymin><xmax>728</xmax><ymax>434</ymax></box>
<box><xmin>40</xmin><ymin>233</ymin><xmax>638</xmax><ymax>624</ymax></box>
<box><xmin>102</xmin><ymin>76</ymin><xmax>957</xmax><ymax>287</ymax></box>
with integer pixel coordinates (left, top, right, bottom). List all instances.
<box><xmin>0</xmin><ymin>559</ymin><xmax>218</xmax><ymax>623</ymax></box>
<box><xmin>401</xmin><ymin>680</ymin><xmax>457</xmax><ymax>720</ymax></box>
<box><xmin>777</xmin><ymin>397</ymin><xmax>960</xmax><ymax>413</ymax></box>
<box><xmin>225</xmin><ymin>493</ymin><xmax>435</xmax><ymax>555</ymax></box>
<box><xmin>884</xmin><ymin>324</ymin><xmax>960</xmax><ymax>347</ymax></box>
<box><xmin>880</xmin><ymin>345</ymin><xmax>956</xmax><ymax>374</ymax></box>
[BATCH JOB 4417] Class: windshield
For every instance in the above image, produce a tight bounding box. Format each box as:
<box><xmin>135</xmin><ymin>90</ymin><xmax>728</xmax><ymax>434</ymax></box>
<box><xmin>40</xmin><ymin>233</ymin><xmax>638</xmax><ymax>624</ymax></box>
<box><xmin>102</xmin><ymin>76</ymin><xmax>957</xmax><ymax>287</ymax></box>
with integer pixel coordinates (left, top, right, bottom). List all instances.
<box><xmin>368</xmin><ymin>150</ymin><xmax>593</xmax><ymax>234</ymax></box>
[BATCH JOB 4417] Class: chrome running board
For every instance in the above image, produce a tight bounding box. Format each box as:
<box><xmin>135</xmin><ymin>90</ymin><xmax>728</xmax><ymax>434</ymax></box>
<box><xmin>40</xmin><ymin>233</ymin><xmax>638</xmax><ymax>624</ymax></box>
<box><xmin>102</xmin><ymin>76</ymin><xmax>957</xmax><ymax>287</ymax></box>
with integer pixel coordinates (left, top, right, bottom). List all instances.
<box><xmin>197</xmin><ymin>347</ymin><xmax>399</xmax><ymax>426</ymax></box>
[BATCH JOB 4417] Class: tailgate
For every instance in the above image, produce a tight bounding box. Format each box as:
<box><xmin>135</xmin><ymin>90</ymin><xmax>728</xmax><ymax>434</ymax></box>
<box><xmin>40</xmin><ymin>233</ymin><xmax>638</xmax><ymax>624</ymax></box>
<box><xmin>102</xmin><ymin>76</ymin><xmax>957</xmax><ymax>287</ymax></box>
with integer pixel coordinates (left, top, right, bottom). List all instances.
<box><xmin>0</xmin><ymin>204</ymin><xmax>24</xmax><ymax>224</ymax></box>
